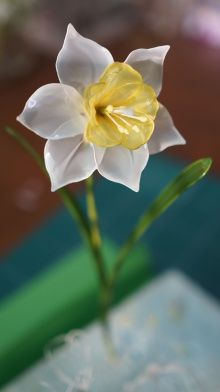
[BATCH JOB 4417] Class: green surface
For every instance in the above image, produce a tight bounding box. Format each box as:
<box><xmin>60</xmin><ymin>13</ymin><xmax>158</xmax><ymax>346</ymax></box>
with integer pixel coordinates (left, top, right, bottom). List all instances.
<box><xmin>0</xmin><ymin>240</ymin><xmax>150</xmax><ymax>387</ymax></box>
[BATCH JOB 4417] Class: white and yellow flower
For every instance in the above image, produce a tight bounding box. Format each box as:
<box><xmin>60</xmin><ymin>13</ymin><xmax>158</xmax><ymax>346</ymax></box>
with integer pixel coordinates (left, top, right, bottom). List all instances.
<box><xmin>17</xmin><ymin>24</ymin><xmax>185</xmax><ymax>192</ymax></box>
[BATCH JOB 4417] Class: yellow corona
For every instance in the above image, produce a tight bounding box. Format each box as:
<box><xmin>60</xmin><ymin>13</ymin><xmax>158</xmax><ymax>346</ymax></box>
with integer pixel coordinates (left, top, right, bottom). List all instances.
<box><xmin>84</xmin><ymin>62</ymin><xmax>159</xmax><ymax>150</ymax></box>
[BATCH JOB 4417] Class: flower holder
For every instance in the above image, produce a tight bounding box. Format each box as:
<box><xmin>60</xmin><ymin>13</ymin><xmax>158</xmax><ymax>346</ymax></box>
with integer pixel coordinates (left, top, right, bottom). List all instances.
<box><xmin>0</xmin><ymin>240</ymin><xmax>150</xmax><ymax>387</ymax></box>
<box><xmin>3</xmin><ymin>271</ymin><xmax>220</xmax><ymax>391</ymax></box>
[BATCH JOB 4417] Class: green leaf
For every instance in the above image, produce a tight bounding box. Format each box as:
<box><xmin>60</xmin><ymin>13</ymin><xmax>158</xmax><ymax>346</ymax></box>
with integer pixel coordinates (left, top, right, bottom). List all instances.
<box><xmin>135</xmin><ymin>157</ymin><xmax>213</xmax><ymax>240</ymax></box>
<box><xmin>110</xmin><ymin>158</ymin><xmax>212</xmax><ymax>285</ymax></box>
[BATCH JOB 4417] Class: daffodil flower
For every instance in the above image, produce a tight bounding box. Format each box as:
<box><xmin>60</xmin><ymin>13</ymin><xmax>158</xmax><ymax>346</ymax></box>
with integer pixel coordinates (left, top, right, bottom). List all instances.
<box><xmin>17</xmin><ymin>24</ymin><xmax>185</xmax><ymax>192</ymax></box>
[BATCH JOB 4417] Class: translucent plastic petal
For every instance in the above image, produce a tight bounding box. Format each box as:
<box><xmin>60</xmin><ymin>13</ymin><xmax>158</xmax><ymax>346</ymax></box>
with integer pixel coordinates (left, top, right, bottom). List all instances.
<box><xmin>125</xmin><ymin>46</ymin><xmax>170</xmax><ymax>96</ymax></box>
<box><xmin>148</xmin><ymin>104</ymin><xmax>186</xmax><ymax>154</ymax></box>
<box><xmin>84</xmin><ymin>63</ymin><xmax>159</xmax><ymax>150</ymax></box>
<box><xmin>97</xmin><ymin>62</ymin><xmax>143</xmax><ymax>107</ymax></box>
<box><xmin>44</xmin><ymin>136</ymin><xmax>96</xmax><ymax>191</ymax></box>
<box><xmin>85</xmin><ymin>114</ymin><xmax>122</xmax><ymax>148</ymax></box>
<box><xmin>120</xmin><ymin>115</ymin><xmax>154</xmax><ymax>150</ymax></box>
<box><xmin>56</xmin><ymin>24</ymin><xmax>113</xmax><ymax>94</ymax></box>
<box><xmin>98</xmin><ymin>144</ymin><xmax>149</xmax><ymax>191</ymax></box>
<box><xmin>17</xmin><ymin>84</ymin><xmax>86</xmax><ymax>140</ymax></box>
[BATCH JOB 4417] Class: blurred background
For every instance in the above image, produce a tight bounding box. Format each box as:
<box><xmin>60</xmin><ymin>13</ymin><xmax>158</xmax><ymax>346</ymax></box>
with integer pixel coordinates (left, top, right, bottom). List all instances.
<box><xmin>1</xmin><ymin>0</ymin><xmax>220</xmax><ymax>296</ymax></box>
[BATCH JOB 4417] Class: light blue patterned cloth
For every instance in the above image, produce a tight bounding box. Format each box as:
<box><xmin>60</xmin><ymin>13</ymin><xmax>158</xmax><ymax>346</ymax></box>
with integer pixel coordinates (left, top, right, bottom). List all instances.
<box><xmin>3</xmin><ymin>271</ymin><xmax>220</xmax><ymax>391</ymax></box>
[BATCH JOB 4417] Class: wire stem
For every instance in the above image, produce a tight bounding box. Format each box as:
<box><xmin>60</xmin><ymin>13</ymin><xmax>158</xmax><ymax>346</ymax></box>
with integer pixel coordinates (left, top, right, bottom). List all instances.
<box><xmin>85</xmin><ymin>175</ymin><xmax>109</xmax><ymax>320</ymax></box>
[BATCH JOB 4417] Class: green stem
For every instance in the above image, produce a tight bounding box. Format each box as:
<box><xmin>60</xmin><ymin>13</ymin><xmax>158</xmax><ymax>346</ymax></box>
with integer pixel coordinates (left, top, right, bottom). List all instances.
<box><xmin>85</xmin><ymin>176</ymin><xmax>102</xmax><ymax>253</ymax></box>
<box><xmin>5</xmin><ymin>127</ymin><xmax>110</xmax><ymax>320</ymax></box>
<box><xmin>58</xmin><ymin>188</ymin><xmax>91</xmax><ymax>243</ymax></box>
<box><xmin>85</xmin><ymin>175</ymin><xmax>109</xmax><ymax>321</ymax></box>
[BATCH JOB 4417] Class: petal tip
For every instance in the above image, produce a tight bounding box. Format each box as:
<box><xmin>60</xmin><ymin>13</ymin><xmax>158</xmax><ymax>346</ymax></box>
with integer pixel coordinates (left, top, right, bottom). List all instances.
<box><xmin>67</xmin><ymin>23</ymin><xmax>77</xmax><ymax>37</ymax></box>
<box><xmin>51</xmin><ymin>184</ymin><xmax>57</xmax><ymax>192</ymax></box>
<box><xmin>178</xmin><ymin>134</ymin><xmax>186</xmax><ymax>145</ymax></box>
<box><xmin>159</xmin><ymin>45</ymin><xmax>170</xmax><ymax>60</ymax></box>
<box><xmin>16</xmin><ymin>112</ymin><xmax>26</xmax><ymax>127</ymax></box>
<box><xmin>16</xmin><ymin>114</ymin><xmax>21</xmax><ymax>123</ymax></box>
<box><xmin>164</xmin><ymin>45</ymin><xmax>170</xmax><ymax>53</ymax></box>
<box><xmin>49</xmin><ymin>176</ymin><xmax>59</xmax><ymax>192</ymax></box>
<box><xmin>130</xmin><ymin>181</ymin><xmax>140</xmax><ymax>192</ymax></box>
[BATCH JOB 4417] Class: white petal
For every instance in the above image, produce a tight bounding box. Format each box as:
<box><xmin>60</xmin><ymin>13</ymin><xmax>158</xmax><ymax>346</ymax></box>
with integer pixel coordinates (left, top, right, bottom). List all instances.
<box><xmin>44</xmin><ymin>136</ymin><xmax>96</xmax><ymax>191</ymax></box>
<box><xmin>125</xmin><ymin>46</ymin><xmax>170</xmax><ymax>96</ymax></box>
<box><xmin>56</xmin><ymin>24</ymin><xmax>113</xmax><ymax>93</ymax></box>
<box><xmin>17</xmin><ymin>84</ymin><xmax>87</xmax><ymax>140</ymax></box>
<box><xmin>98</xmin><ymin>145</ymin><xmax>149</xmax><ymax>192</ymax></box>
<box><xmin>148</xmin><ymin>104</ymin><xmax>186</xmax><ymax>155</ymax></box>
<box><xmin>93</xmin><ymin>145</ymin><xmax>106</xmax><ymax>166</ymax></box>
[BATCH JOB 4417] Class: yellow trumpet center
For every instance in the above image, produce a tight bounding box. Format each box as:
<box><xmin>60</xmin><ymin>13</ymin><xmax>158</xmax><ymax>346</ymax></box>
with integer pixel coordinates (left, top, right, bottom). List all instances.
<box><xmin>83</xmin><ymin>62</ymin><xmax>159</xmax><ymax>150</ymax></box>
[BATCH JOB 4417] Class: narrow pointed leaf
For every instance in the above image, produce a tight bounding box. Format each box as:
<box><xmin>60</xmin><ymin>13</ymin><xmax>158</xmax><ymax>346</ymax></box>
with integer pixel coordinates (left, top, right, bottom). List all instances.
<box><xmin>110</xmin><ymin>158</ymin><xmax>212</xmax><ymax>284</ymax></box>
<box><xmin>133</xmin><ymin>157</ymin><xmax>212</xmax><ymax>240</ymax></box>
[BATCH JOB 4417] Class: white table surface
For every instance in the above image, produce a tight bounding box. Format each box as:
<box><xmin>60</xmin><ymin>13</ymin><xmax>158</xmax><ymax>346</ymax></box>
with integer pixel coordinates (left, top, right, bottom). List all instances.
<box><xmin>3</xmin><ymin>271</ymin><xmax>220</xmax><ymax>391</ymax></box>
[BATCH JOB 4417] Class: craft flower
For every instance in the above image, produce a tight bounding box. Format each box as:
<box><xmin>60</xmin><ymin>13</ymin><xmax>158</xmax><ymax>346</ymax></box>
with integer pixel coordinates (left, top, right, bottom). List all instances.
<box><xmin>17</xmin><ymin>24</ymin><xmax>185</xmax><ymax>192</ymax></box>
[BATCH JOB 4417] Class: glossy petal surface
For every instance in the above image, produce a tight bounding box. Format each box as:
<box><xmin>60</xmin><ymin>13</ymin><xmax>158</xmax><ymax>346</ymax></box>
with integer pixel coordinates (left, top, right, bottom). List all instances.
<box><xmin>44</xmin><ymin>136</ymin><xmax>96</xmax><ymax>191</ymax></box>
<box><xmin>56</xmin><ymin>24</ymin><xmax>113</xmax><ymax>93</ymax></box>
<box><xmin>98</xmin><ymin>144</ymin><xmax>149</xmax><ymax>191</ymax></box>
<box><xmin>148</xmin><ymin>104</ymin><xmax>186</xmax><ymax>154</ymax></box>
<box><xmin>17</xmin><ymin>84</ymin><xmax>86</xmax><ymax>140</ymax></box>
<box><xmin>84</xmin><ymin>62</ymin><xmax>158</xmax><ymax>150</ymax></box>
<box><xmin>125</xmin><ymin>46</ymin><xmax>170</xmax><ymax>96</ymax></box>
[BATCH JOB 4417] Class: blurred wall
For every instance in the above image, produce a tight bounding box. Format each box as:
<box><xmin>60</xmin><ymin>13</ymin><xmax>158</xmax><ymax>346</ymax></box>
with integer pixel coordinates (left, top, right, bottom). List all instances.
<box><xmin>1</xmin><ymin>0</ymin><xmax>220</xmax><ymax>254</ymax></box>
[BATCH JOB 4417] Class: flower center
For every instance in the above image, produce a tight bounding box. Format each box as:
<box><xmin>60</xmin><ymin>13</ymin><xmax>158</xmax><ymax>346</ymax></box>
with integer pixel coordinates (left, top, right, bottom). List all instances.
<box><xmin>83</xmin><ymin>62</ymin><xmax>159</xmax><ymax>150</ymax></box>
